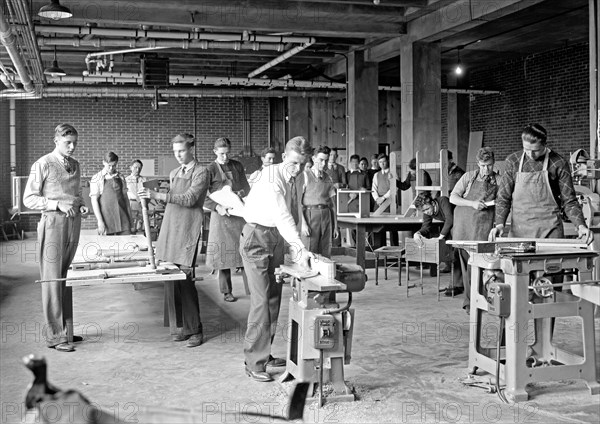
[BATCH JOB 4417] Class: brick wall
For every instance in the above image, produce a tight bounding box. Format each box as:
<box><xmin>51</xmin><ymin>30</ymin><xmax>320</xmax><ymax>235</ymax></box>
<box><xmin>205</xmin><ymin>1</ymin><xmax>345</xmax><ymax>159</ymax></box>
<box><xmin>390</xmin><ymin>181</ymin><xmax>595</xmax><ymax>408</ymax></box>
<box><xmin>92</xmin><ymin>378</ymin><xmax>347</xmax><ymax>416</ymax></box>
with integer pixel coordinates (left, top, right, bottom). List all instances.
<box><xmin>470</xmin><ymin>42</ymin><xmax>589</xmax><ymax>160</ymax></box>
<box><xmin>0</xmin><ymin>101</ymin><xmax>10</xmax><ymax>208</ymax></box>
<box><xmin>9</xmin><ymin>96</ymin><xmax>269</xmax><ymax>231</ymax></box>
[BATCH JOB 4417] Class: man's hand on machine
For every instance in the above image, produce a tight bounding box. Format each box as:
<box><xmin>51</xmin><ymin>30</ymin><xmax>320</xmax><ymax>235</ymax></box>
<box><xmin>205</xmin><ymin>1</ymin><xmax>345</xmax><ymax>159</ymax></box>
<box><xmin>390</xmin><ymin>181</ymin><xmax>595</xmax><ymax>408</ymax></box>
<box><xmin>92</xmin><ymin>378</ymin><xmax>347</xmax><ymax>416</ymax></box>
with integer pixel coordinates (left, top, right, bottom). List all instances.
<box><xmin>413</xmin><ymin>232</ymin><xmax>425</xmax><ymax>247</ymax></box>
<box><xmin>296</xmin><ymin>248</ymin><xmax>315</xmax><ymax>270</ymax></box>
<box><xmin>488</xmin><ymin>224</ymin><xmax>505</xmax><ymax>242</ymax></box>
<box><xmin>577</xmin><ymin>225</ymin><xmax>594</xmax><ymax>245</ymax></box>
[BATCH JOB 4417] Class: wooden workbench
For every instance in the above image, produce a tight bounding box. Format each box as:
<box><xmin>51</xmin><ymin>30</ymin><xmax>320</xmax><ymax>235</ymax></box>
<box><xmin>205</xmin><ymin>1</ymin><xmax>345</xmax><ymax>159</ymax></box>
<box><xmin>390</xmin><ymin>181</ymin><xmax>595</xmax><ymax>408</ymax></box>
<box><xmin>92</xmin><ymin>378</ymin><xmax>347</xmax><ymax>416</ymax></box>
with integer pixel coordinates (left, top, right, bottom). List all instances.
<box><xmin>337</xmin><ymin>216</ymin><xmax>441</xmax><ymax>269</ymax></box>
<box><xmin>63</xmin><ymin>234</ymin><xmax>187</xmax><ymax>341</ymax></box>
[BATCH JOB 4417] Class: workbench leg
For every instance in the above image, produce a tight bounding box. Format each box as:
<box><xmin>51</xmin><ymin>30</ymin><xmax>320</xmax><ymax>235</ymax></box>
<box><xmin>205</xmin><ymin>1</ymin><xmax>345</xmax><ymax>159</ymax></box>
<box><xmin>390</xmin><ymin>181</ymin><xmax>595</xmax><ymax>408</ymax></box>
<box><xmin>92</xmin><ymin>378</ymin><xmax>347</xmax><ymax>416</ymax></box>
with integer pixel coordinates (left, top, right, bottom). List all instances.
<box><xmin>375</xmin><ymin>254</ymin><xmax>379</xmax><ymax>285</ymax></box>
<box><xmin>356</xmin><ymin>226</ymin><xmax>366</xmax><ymax>270</ymax></box>
<box><xmin>384</xmin><ymin>256</ymin><xmax>388</xmax><ymax>280</ymax></box>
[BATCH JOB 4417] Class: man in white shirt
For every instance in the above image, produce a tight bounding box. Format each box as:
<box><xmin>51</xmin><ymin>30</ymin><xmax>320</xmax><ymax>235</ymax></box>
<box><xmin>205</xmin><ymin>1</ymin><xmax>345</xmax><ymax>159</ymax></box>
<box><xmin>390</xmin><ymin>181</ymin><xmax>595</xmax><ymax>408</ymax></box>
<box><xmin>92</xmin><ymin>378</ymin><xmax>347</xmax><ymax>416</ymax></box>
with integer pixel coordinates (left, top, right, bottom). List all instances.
<box><xmin>241</xmin><ymin>136</ymin><xmax>315</xmax><ymax>382</ymax></box>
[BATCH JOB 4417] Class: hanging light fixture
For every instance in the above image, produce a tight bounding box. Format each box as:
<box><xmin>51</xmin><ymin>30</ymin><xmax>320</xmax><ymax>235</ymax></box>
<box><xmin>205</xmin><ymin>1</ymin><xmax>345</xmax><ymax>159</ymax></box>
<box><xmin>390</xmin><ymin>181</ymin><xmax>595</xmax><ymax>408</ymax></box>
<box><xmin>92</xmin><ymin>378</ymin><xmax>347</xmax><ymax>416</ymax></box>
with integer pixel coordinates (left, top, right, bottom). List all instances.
<box><xmin>44</xmin><ymin>46</ymin><xmax>66</xmax><ymax>77</ymax></box>
<box><xmin>38</xmin><ymin>0</ymin><xmax>73</xmax><ymax>20</ymax></box>
<box><xmin>455</xmin><ymin>46</ymin><xmax>464</xmax><ymax>76</ymax></box>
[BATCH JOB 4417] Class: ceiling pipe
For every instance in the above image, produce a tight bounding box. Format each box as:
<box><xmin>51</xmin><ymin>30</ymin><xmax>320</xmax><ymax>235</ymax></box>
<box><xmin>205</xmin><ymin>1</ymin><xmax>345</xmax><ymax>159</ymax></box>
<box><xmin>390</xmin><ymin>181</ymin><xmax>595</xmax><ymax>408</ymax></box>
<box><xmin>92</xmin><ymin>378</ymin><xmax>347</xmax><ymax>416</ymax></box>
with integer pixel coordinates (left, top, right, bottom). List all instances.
<box><xmin>0</xmin><ymin>8</ymin><xmax>35</xmax><ymax>93</ymax></box>
<box><xmin>38</xmin><ymin>37</ymin><xmax>286</xmax><ymax>52</ymax></box>
<box><xmin>378</xmin><ymin>85</ymin><xmax>502</xmax><ymax>95</ymax></box>
<box><xmin>248</xmin><ymin>42</ymin><xmax>314</xmax><ymax>78</ymax></box>
<box><xmin>87</xmin><ymin>46</ymin><xmax>169</xmax><ymax>58</ymax></box>
<box><xmin>52</xmin><ymin>73</ymin><xmax>347</xmax><ymax>89</ymax></box>
<box><xmin>13</xmin><ymin>0</ymin><xmax>46</xmax><ymax>84</ymax></box>
<box><xmin>0</xmin><ymin>86</ymin><xmax>342</xmax><ymax>100</ymax></box>
<box><xmin>35</xmin><ymin>25</ymin><xmax>316</xmax><ymax>44</ymax></box>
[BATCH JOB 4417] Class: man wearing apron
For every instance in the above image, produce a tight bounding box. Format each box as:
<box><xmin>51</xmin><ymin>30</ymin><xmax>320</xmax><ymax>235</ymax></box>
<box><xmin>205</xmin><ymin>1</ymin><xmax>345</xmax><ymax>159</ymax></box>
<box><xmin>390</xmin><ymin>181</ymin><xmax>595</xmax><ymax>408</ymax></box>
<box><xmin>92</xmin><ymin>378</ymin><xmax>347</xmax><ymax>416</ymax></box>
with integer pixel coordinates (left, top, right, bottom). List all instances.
<box><xmin>139</xmin><ymin>134</ymin><xmax>209</xmax><ymax>348</ymax></box>
<box><xmin>241</xmin><ymin>136</ymin><xmax>315</xmax><ymax>382</ymax></box>
<box><xmin>490</xmin><ymin>124</ymin><xmax>592</xmax><ymax>243</ymax></box>
<box><xmin>205</xmin><ymin>137</ymin><xmax>251</xmax><ymax>303</ymax></box>
<box><xmin>90</xmin><ymin>152</ymin><xmax>132</xmax><ymax>235</ymax></box>
<box><xmin>24</xmin><ymin>124</ymin><xmax>88</xmax><ymax>352</ymax></box>
<box><xmin>450</xmin><ymin>147</ymin><xmax>499</xmax><ymax>311</ymax></box>
<box><xmin>125</xmin><ymin>159</ymin><xmax>147</xmax><ymax>234</ymax></box>
<box><xmin>296</xmin><ymin>145</ymin><xmax>338</xmax><ymax>258</ymax></box>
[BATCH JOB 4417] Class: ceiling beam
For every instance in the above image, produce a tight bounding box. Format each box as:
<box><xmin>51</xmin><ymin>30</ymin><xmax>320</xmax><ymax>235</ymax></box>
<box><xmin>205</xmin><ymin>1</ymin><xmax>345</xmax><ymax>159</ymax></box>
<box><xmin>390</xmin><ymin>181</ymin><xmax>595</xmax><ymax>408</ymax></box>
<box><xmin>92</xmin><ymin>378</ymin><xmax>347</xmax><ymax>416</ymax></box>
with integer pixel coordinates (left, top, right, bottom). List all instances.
<box><xmin>33</xmin><ymin>1</ymin><xmax>407</xmax><ymax>37</ymax></box>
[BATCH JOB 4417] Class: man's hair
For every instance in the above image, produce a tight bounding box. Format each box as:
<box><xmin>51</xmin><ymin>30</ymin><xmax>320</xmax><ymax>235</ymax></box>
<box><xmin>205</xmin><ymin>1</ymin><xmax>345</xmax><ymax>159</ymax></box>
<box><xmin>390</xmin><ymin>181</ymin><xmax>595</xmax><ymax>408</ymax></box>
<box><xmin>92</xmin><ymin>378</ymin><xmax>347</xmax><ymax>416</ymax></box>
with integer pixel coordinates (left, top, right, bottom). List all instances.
<box><xmin>314</xmin><ymin>145</ymin><xmax>331</xmax><ymax>156</ymax></box>
<box><xmin>214</xmin><ymin>137</ymin><xmax>231</xmax><ymax>149</ymax></box>
<box><xmin>54</xmin><ymin>123</ymin><xmax>78</xmax><ymax>140</ymax></box>
<box><xmin>349</xmin><ymin>154</ymin><xmax>360</xmax><ymax>162</ymax></box>
<box><xmin>476</xmin><ymin>147</ymin><xmax>495</xmax><ymax>163</ymax></box>
<box><xmin>104</xmin><ymin>151</ymin><xmax>118</xmax><ymax>163</ymax></box>
<box><xmin>131</xmin><ymin>159</ymin><xmax>143</xmax><ymax>167</ymax></box>
<box><xmin>408</xmin><ymin>158</ymin><xmax>417</xmax><ymax>171</ymax></box>
<box><xmin>360</xmin><ymin>157</ymin><xmax>368</xmax><ymax>164</ymax></box>
<box><xmin>414</xmin><ymin>191</ymin><xmax>433</xmax><ymax>210</ymax></box>
<box><xmin>285</xmin><ymin>136</ymin><xmax>312</xmax><ymax>157</ymax></box>
<box><xmin>172</xmin><ymin>133</ymin><xmax>195</xmax><ymax>148</ymax></box>
<box><xmin>448</xmin><ymin>150</ymin><xmax>454</xmax><ymax>161</ymax></box>
<box><xmin>377</xmin><ymin>153</ymin><xmax>388</xmax><ymax>161</ymax></box>
<box><xmin>371</xmin><ymin>153</ymin><xmax>379</xmax><ymax>160</ymax></box>
<box><xmin>260</xmin><ymin>146</ymin><xmax>276</xmax><ymax>158</ymax></box>
<box><xmin>522</xmin><ymin>123</ymin><xmax>548</xmax><ymax>145</ymax></box>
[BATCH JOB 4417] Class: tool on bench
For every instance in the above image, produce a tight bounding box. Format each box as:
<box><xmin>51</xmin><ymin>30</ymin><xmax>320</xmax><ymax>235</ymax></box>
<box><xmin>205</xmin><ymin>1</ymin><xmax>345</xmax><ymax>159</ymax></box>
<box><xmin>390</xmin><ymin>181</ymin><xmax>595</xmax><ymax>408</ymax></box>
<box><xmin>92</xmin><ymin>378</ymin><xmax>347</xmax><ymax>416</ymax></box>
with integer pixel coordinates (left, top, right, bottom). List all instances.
<box><xmin>70</xmin><ymin>260</ymin><xmax>148</xmax><ymax>271</ymax></box>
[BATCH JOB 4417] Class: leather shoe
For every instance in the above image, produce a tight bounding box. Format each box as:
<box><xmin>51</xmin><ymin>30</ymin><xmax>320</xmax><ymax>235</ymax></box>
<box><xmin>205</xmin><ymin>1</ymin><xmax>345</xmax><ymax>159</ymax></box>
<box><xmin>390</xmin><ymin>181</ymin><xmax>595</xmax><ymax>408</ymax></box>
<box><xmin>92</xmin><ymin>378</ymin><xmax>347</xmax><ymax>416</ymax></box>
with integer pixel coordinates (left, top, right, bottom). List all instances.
<box><xmin>186</xmin><ymin>334</ymin><xmax>203</xmax><ymax>348</ymax></box>
<box><xmin>224</xmin><ymin>293</ymin><xmax>237</xmax><ymax>302</ymax></box>
<box><xmin>245</xmin><ymin>367</ymin><xmax>273</xmax><ymax>382</ymax></box>
<box><xmin>266</xmin><ymin>356</ymin><xmax>286</xmax><ymax>368</ymax></box>
<box><xmin>53</xmin><ymin>343</ymin><xmax>75</xmax><ymax>352</ymax></box>
<box><xmin>72</xmin><ymin>335</ymin><xmax>83</xmax><ymax>343</ymax></box>
<box><xmin>173</xmin><ymin>333</ymin><xmax>190</xmax><ymax>342</ymax></box>
<box><xmin>444</xmin><ymin>286</ymin><xmax>464</xmax><ymax>296</ymax></box>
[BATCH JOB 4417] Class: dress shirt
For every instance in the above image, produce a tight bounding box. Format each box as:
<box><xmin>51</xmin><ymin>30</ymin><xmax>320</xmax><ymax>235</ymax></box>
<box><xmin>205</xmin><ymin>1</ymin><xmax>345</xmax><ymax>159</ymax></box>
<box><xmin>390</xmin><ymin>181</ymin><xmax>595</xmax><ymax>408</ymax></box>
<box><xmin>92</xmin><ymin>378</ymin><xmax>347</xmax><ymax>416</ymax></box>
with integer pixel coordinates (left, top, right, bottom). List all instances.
<box><xmin>371</xmin><ymin>169</ymin><xmax>394</xmax><ymax>200</ymax></box>
<box><xmin>89</xmin><ymin>169</ymin><xmax>128</xmax><ymax>198</ymax></box>
<box><xmin>23</xmin><ymin>150</ymin><xmax>83</xmax><ymax>211</ymax></box>
<box><xmin>243</xmin><ymin>163</ymin><xmax>306</xmax><ymax>249</ymax></box>
<box><xmin>125</xmin><ymin>174</ymin><xmax>147</xmax><ymax>201</ymax></box>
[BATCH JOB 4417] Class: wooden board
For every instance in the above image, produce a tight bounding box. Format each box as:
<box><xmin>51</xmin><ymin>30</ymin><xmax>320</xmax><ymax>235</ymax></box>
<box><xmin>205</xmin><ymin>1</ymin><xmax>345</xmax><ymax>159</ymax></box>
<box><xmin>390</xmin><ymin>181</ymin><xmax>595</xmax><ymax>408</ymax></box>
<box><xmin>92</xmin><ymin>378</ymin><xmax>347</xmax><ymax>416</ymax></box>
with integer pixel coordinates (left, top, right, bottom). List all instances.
<box><xmin>466</xmin><ymin>131</ymin><xmax>484</xmax><ymax>170</ymax></box>
<box><xmin>66</xmin><ymin>264</ymin><xmax>185</xmax><ymax>287</ymax></box>
<box><xmin>72</xmin><ymin>234</ymin><xmax>151</xmax><ymax>263</ymax></box>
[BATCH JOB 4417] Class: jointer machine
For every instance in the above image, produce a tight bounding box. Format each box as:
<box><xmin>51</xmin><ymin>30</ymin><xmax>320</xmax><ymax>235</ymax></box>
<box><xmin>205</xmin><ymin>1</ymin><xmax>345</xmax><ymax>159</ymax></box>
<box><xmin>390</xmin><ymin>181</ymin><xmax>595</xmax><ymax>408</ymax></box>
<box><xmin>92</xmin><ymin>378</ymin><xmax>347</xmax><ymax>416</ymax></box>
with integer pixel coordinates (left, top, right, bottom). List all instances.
<box><xmin>277</xmin><ymin>256</ymin><xmax>366</xmax><ymax>406</ymax></box>
<box><xmin>449</xmin><ymin>238</ymin><xmax>600</xmax><ymax>402</ymax></box>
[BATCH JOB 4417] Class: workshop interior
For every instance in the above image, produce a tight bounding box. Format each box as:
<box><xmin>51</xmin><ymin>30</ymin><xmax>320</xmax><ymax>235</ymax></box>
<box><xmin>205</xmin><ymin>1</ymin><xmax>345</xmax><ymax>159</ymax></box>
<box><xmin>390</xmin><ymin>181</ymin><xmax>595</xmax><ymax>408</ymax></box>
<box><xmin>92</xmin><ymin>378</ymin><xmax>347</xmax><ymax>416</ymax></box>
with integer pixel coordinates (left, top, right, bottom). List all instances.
<box><xmin>1</xmin><ymin>0</ymin><xmax>600</xmax><ymax>423</ymax></box>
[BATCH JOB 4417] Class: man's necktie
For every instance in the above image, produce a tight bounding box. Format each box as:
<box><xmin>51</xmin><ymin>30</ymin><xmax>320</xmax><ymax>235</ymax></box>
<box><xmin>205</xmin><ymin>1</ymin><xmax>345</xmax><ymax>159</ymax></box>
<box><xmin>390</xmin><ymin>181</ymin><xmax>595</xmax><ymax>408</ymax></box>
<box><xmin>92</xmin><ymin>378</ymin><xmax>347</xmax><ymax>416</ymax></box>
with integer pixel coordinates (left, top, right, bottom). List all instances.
<box><xmin>63</xmin><ymin>157</ymin><xmax>73</xmax><ymax>174</ymax></box>
<box><xmin>289</xmin><ymin>177</ymin><xmax>299</xmax><ymax>224</ymax></box>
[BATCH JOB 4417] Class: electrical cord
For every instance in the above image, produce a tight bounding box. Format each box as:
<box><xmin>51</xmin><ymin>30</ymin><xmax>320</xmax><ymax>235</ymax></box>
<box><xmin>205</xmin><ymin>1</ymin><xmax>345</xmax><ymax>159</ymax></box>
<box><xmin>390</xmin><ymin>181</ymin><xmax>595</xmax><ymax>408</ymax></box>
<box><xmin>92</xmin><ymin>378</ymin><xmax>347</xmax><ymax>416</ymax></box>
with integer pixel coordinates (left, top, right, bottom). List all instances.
<box><xmin>495</xmin><ymin>316</ymin><xmax>510</xmax><ymax>404</ymax></box>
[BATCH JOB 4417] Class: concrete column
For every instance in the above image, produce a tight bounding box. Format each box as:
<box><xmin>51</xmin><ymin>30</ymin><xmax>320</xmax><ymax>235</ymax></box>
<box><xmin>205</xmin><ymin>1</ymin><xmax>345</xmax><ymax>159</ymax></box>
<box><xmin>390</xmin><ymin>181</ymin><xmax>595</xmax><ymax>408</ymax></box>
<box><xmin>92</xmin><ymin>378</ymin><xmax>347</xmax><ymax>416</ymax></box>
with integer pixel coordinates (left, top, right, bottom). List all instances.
<box><xmin>400</xmin><ymin>40</ymin><xmax>441</xmax><ymax>209</ymax></box>
<box><xmin>447</xmin><ymin>93</ymin><xmax>470</xmax><ymax>170</ymax></box>
<box><xmin>348</xmin><ymin>50</ymin><xmax>379</xmax><ymax>158</ymax></box>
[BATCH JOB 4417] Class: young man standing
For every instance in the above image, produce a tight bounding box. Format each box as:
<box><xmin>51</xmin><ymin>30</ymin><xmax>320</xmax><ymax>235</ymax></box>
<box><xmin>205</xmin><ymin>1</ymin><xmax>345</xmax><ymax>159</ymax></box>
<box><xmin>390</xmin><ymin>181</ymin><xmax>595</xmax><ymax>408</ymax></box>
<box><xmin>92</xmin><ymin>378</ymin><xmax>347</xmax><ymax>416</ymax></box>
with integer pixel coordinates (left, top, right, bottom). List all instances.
<box><xmin>371</xmin><ymin>153</ymin><xmax>399</xmax><ymax>246</ymax></box>
<box><xmin>24</xmin><ymin>124</ymin><xmax>87</xmax><ymax>352</ymax></box>
<box><xmin>204</xmin><ymin>137</ymin><xmax>251</xmax><ymax>303</ymax></box>
<box><xmin>241</xmin><ymin>136</ymin><xmax>315</xmax><ymax>382</ymax></box>
<box><xmin>297</xmin><ymin>145</ymin><xmax>338</xmax><ymax>258</ymax></box>
<box><xmin>248</xmin><ymin>146</ymin><xmax>276</xmax><ymax>187</ymax></box>
<box><xmin>139</xmin><ymin>133</ymin><xmax>208</xmax><ymax>348</ymax></box>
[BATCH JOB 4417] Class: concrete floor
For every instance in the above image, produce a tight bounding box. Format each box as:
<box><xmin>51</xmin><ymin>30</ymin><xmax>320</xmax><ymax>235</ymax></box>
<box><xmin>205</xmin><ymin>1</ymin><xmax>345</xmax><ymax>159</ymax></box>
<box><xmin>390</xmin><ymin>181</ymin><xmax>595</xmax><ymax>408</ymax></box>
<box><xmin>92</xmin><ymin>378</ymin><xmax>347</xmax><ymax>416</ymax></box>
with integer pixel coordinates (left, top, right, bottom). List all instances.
<box><xmin>1</xmin><ymin>237</ymin><xmax>599</xmax><ymax>423</ymax></box>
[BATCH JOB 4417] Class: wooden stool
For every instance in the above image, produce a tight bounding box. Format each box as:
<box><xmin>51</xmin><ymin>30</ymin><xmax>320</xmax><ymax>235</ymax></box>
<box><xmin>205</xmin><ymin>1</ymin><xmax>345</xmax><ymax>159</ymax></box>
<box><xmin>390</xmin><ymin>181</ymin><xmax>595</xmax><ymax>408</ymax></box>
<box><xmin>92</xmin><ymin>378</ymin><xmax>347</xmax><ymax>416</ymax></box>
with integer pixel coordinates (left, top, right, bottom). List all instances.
<box><xmin>374</xmin><ymin>245</ymin><xmax>405</xmax><ymax>286</ymax></box>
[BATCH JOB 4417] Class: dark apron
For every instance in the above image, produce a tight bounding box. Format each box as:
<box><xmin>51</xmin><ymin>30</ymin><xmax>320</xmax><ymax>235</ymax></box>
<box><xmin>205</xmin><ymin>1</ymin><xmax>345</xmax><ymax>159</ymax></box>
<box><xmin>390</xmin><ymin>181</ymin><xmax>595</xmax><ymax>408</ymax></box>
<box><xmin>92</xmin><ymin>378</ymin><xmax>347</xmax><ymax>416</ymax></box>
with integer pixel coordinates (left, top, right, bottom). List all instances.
<box><xmin>206</xmin><ymin>162</ymin><xmax>245</xmax><ymax>269</ymax></box>
<box><xmin>509</xmin><ymin>151</ymin><xmax>564</xmax><ymax>238</ymax></box>
<box><xmin>156</xmin><ymin>167</ymin><xmax>204</xmax><ymax>267</ymax></box>
<box><xmin>452</xmin><ymin>171</ymin><xmax>497</xmax><ymax>241</ymax></box>
<box><xmin>99</xmin><ymin>176</ymin><xmax>130</xmax><ymax>234</ymax></box>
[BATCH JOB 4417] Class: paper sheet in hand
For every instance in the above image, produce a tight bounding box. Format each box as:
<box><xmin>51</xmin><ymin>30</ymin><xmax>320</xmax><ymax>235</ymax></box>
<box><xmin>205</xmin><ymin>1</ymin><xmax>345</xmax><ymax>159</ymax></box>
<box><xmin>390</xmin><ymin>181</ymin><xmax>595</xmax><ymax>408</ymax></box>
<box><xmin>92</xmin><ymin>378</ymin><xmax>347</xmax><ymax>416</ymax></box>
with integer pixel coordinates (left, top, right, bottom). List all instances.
<box><xmin>208</xmin><ymin>186</ymin><xmax>245</xmax><ymax>217</ymax></box>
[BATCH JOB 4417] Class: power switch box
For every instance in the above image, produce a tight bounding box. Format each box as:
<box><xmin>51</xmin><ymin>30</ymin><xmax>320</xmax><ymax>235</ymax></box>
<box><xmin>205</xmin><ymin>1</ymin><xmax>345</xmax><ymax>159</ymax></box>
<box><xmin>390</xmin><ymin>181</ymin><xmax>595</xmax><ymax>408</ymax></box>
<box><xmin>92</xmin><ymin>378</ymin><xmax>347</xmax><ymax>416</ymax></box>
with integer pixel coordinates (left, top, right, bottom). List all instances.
<box><xmin>313</xmin><ymin>315</ymin><xmax>336</xmax><ymax>349</ymax></box>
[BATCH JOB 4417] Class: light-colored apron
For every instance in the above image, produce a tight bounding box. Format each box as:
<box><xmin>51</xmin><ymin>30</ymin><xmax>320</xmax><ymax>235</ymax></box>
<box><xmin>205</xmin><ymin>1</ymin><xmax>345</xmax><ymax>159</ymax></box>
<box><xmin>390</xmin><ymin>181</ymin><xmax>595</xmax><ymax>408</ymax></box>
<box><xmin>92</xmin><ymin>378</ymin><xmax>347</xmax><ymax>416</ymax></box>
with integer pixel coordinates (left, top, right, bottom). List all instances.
<box><xmin>206</xmin><ymin>162</ymin><xmax>245</xmax><ymax>269</ymax></box>
<box><xmin>509</xmin><ymin>150</ymin><xmax>564</xmax><ymax>238</ymax></box>
<box><xmin>452</xmin><ymin>171</ymin><xmax>497</xmax><ymax>241</ymax></box>
<box><xmin>156</xmin><ymin>166</ymin><xmax>204</xmax><ymax>266</ymax></box>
